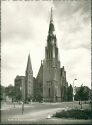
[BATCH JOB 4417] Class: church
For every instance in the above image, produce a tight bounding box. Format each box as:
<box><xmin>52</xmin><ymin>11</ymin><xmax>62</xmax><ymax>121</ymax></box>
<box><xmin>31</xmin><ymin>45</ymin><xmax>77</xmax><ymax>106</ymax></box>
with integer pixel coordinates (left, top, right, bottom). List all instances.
<box><xmin>14</xmin><ymin>9</ymin><xmax>68</xmax><ymax>102</ymax></box>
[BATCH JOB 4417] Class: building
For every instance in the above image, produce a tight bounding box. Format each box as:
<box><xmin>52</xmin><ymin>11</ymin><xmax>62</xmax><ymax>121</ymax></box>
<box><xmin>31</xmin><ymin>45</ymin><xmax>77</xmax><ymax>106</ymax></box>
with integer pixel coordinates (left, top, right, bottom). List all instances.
<box><xmin>34</xmin><ymin>61</ymin><xmax>43</xmax><ymax>102</ymax></box>
<box><xmin>36</xmin><ymin>9</ymin><xmax>68</xmax><ymax>102</ymax></box>
<box><xmin>14</xmin><ymin>54</ymin><xmax>33</xmax><ymax>102</ymax></box>
<box><xmin>60</xmin><ymin>66</ymin><xmax>68</xmax><ymax>101</ymax></box>
<box><xmin>14</xmin><ymin>9</ymin><xmax>68</xmax><ymax>102</ymax></box>
<box><xmin>25</xmin><ymin>54</ymin><xmax>33</xmax><ymax>101</ymax></box>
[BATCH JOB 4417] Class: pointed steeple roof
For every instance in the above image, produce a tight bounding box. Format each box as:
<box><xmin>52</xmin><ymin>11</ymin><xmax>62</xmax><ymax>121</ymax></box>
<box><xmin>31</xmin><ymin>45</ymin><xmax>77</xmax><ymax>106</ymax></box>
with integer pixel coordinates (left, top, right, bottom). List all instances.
<box><xmin>48</xmin><ymin>8</ymin><xmax>55</xmax><ymax>35</ymax></box>
<box><xmin>26</xmin><ymin>53</ymin><xmax>33</xmax><ymax>74</ymax></box>
<box><xmin>50</xmin><ymin>7</ymin><xmax>53</xmax><ymax>22</ymax></box>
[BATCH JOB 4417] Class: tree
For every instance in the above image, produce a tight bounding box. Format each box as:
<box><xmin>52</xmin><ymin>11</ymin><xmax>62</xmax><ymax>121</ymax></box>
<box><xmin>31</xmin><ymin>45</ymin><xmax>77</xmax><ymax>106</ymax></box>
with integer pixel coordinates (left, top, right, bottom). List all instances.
<box><xmin>89</xmin><ymin>89</ymin><xmax>92</xmax><ymax>111</ymax></box>
<box><xmin>83</xmin><ymin>87</ymin><xmax>90</xmax><ymax>103</ymax></box>
<box><xmin>0</xmin><ymin>85</ymin><xmax>5</xmax><ymax>101</ymax></box>
<box><xmin>34</xmin><ymin>90</ymin><xmax>43</xmax><ymax>102</ymax></box>
<box><xmin>14</xmin><ymin>86</ymin><xmax>22</xmax><ymax>102</ymax></box>
<box><xmin>75</xmin><ymin>86</ymin><xmax>90</xmax><ymax>101</ymax></box>
<box><xmin>5</xmin><ymin>85</ymin><xmax>16</xmax><ymax>102</ymax></box>
<box><xmin>78</xmin><ymin>85</ymin><xmax>84</xmax><ymax>109</ymax></box>
<box><xmin>67</xmin><ymin>84</ymin><xmax>73</xmax><ymax>101</ymax></box>
<box><xmin>74</xmin><ymin>85</ymin><xmax>89</xmax><ymax>109</ymax></box>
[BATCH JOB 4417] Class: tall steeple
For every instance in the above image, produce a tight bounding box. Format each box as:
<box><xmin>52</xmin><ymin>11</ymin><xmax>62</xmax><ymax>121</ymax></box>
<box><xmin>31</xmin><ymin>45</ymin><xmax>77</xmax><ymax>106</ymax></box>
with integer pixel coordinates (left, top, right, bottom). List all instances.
<box><xmin>25</xmin><ymin>53</ymin><xmax>33</xmax><ymax>100</ymax></box>
<box><xmin>45</xmin><ymin>8</ymin><xmax>58</xmax><ymax>60</ymax></box>
<box><xmin>26</xmin><ymin>53</ymin><xmax>33</xmax><ymax>74</ymax></box>
<box><xmin>50</xmin><ymin>7</ymin><xmax>53</xmax><ymax>22</ymax></box>
<box><xmin>48</xmin><ymin>8</ymin><xmax>55</xmax><ymax>36</ymax></box>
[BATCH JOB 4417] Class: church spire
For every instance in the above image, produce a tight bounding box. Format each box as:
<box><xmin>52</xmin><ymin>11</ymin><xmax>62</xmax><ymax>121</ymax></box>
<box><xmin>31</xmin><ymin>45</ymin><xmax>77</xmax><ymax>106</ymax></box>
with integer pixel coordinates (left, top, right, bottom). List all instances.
<box><xmin>48</xmin><ymin>8</ymin><xmax>55</xmax><ymax>35</ymax></box>
<box><xmin>50</xmin><ymin>7</ymin><xmax>53</xmax><ymax>22</ymax></box>
<box><xmin>46</xmin><ymin>8</ymin><xmax>59</xmax><ymax>61</ymax></box>
<box><xmin>26</xmin><ymin>53</ymin><xmax>33</xmax><ymax>74</ymax></box>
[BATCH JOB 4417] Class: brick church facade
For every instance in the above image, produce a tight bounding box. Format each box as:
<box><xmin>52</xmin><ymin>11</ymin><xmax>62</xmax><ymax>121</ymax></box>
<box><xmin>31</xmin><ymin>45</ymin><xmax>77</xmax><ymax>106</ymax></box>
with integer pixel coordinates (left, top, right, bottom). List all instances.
<box><xmin>14</xmin><ymin>9</ymin><xmax>68</xmax><ymax>102</ymax></box>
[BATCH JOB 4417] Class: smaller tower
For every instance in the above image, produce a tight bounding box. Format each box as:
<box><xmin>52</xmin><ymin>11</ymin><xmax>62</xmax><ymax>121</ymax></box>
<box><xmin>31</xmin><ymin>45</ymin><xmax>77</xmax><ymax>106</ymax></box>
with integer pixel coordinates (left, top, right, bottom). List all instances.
<box><xmin>25</xmin><ymin>54</ymin><xmax>33</xmax><ymax>101</ymax></box>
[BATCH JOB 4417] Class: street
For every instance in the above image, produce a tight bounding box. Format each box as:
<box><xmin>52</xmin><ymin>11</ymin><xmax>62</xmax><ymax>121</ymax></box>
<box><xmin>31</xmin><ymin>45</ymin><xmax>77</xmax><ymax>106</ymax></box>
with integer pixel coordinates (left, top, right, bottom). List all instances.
<box><xmin>1</xmin><ymin>101</ymin><xmax>92</xmax><ymax>124</ymax></box>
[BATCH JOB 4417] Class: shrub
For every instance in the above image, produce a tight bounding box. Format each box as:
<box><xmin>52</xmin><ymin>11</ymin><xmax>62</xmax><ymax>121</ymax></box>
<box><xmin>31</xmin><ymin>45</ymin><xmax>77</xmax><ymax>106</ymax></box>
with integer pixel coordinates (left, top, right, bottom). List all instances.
<box><xmin>53</xmin><ymin>109</ymin><xmax>92</xmax><ymax>119</ymax></box>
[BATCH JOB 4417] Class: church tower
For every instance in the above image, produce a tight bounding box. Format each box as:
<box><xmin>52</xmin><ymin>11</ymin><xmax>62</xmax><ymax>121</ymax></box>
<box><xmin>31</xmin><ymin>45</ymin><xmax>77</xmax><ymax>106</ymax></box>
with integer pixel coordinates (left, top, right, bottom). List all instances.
<box><xmin>25</xmin><ymin>54</ymin><xmax>33</xmax><ymax>101</ymax></box>
<box><xmin>43</xmin><ymin>8</ymin><xmax>61</xmax><ymax>102</ymax></box>
<box><xmin>46</xmin><ymin>8</ymin><xmax>58</xmax><ymax>61</ymax></box>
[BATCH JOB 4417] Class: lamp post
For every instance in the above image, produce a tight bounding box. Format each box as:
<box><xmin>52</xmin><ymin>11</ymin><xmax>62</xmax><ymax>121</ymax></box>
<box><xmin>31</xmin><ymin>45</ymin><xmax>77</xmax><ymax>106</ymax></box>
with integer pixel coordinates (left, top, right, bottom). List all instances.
<box><xmin>73</xmin><ymin>78</ymin><xmax>77</xmax><ymax>101</ymax></box>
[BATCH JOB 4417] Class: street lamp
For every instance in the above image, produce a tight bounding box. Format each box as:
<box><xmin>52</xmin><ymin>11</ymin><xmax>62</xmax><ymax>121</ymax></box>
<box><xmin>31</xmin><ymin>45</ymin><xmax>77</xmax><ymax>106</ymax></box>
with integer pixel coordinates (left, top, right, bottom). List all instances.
<box><xmin>73</xmin><ymin>78</ymin><xmax>77</xmax><ymax>101</ymax></box>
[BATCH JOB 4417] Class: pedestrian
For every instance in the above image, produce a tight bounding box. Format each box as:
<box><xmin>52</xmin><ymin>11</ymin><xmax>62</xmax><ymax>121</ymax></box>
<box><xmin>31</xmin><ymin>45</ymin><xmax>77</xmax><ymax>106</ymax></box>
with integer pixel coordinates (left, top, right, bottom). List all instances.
<box><xmin>22</xmin><ymin>101</ymin><xmax>24</xmax><ymax>114</ymax></box>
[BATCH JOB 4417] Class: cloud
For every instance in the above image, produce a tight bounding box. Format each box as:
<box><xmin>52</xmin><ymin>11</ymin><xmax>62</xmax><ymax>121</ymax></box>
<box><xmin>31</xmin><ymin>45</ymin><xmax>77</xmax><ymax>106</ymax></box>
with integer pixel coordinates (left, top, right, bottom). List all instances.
<box><xmin>1</xmin><ymin>0</ymin><xmax>91</xmax><ymax>88</ymax></box>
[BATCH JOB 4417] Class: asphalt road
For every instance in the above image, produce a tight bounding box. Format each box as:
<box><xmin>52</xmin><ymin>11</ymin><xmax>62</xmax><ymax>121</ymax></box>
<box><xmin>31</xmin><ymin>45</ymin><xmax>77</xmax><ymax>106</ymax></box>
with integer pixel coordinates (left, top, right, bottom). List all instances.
<box><xmin>1</xmin><ymin>101</ymin><xmax>92</xmax><ymax>124</ymax></box>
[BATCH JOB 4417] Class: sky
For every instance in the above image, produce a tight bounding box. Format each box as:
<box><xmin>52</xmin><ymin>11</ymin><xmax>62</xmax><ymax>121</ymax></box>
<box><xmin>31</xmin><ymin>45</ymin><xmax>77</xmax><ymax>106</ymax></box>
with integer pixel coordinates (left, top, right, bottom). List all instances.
<box><xmin>1</xmin><ymin>0</ymin><xmax>91</xmax><ymax>88</ymax></box>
